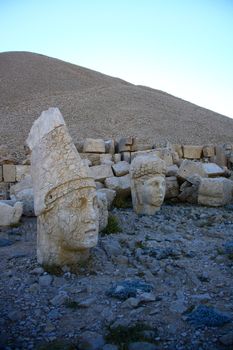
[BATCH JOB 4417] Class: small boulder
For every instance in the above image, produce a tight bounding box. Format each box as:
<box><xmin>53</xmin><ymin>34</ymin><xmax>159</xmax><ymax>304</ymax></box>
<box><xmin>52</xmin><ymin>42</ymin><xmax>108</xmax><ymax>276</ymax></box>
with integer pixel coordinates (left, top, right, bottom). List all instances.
<box><xmin>112</xmin><ymin>161</ymin><xmax>130</xmax><ymax>177</ymax></box>
<box><xmin>90</xmin><ymin>165</ymin><xmax>114</xmax><ymax>182</ymax></box>
<box><xmin>105</xmin><ymin>175</ymin><xmax>131</xmax><ymax>198</ymax></box>
<box><xmin>83</xmin><ymin>138</ymin><xmax>105</xmax><ymax>153</ymax></box>
<box><xmin>97</xmin><ymin>189</ymin><xmax>116</xmax><ymax>209</ymax></box>
<box><xmin>165</xmin><ymin>177</ymin><xmax>179</xmax><ymax>199</ymax></box>
<box><xmin>183</xmin><ymin>145</ymin><xmax>203</xmax><ymax>159</ymax></box>
<box><xmin>0</xmin><ymin>201</ymin><xmax>23</xmax><ymax>226</ymax></box>
<box><xmin>198</xmin><ymin>177</ymin><xmax>233</xmax><ymax>206</ymax></box>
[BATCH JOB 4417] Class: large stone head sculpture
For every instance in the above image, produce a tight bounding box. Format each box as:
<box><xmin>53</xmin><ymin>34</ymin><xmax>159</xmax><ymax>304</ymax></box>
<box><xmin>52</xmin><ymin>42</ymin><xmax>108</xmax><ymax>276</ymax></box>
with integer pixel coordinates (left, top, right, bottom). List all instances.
<box><xmin>26</xmin><ymin>108</ymin><xmax>99</xmax><ymax>266</ymax></box>
<box><xmin>130</xmin><ymin>154</ymin><xmax>166</xmax><ymax>215</ymax></box>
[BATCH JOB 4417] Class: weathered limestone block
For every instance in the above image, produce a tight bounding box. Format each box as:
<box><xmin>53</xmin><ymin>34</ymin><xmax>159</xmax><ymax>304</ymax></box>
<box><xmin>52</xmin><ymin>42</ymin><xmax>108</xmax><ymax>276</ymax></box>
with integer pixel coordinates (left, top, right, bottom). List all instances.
<box><xmin>165</xmin><ymin>177</ymin><xmax>179</xmax><ymax>199</ymax></box>
<box><xmin>198</xmin><ymin>178</ymin><xmax>233</xmax><ymax>207</ymax></box>
<box><xmin>118</xmin><ymin>137</ymin><xmax>137</xmax><ymax>152</ymax></box>
<box><xmin>156</xmin><ymin>148</ymin><xmax>173</xmax><ymax>166</ymax></box>
<box><xmin>105</xmin><ymin>174</ymin><xmax>131</xmax><ymax>198</ymax></box>
<box><xmin>173</xmin><ymin>144</ymin><xmax>183</xmax><ymax>158</ymax></box>
<box><xmin>130</xmin><ymin>154</ymin><xmax>166</xmax><ymax>215</ymax></box>
<box><xmin>0</xmin><ymin>201</ymin><xmax>23</xmax><ymax>226</ymax></box>
<box><xmin>79</xmin><ymin>153</ymin><xmax>101</xmax><ymax>166</ymax></box>
<box><xmin>113</xmin><ymin>154</ymin><xmax>121</xmax><ymax>163</ymax></box>
<box><xmin>97</xmin><ymin>191</ymin><xmax>108</xmax><ymax>231</ymax></box>
<box><xmin>3</xmin><ymin>164</ymin><xmax>16</xmax><ymax>182</ymax></box>
<box><xmin>183</xmin><ymin>145</ymin><xmax>203</xmax><ymax>159</ymax></box>
<box><xmin>178</xmin><ymin>175</ymin><xmax>202</xmax><ymax>204</ymax></box>
<box><xmin>26</xmin><ymin>107</ymin><xmax>99</xmax><ymax>267</ymax></box>
<box><xmin>131</xmin><ymin>150</ymin><xmax>151</xmax><ymax>162</ymax></box>
<box><xmin>122</xmin><ymin>152</ymin><xmax>131</xmax><ymax>163</ymax></box>
<box><xmin>0</xmin><ymin>165</ymin><xmax>2</xmax><ymax>182</ymax></box>
<box><xmin>177</xmin><ymin>160</ymin><xmax>225</xmax><ymax>181</ymax></box>
<box><xmin>203</xmin><ymin>145</ymin><xmax>215</xmax><ymax>158</ymax></box>
<box><xmin>89</xmin><ymin>165</ymin><xmax>114</xmax><ymax>182</ymax></box>
<box><xmin>215</xmin><ymin>145</ymin><xmax>227</xmax><ymax>167</ymax></box>
<box><xmin>202</xmin><ymin>163</ymin><xmax>225</xmax><ymax>177</ymax></box>
<box><xmin>177</xmin><ymin>160</ymin><xmax>206</xmax><ymax>180</ymax></box>
<box><xmin>97</xmin><ymin>188</ymin><xmax>116</xmax><ymax>209</ymax></box>
<box><xmin>112</xmin><ymin>161</ymin><xmax>130</xmax><ymax>177</ymax></box>
<box><xmin>100</xmin><ymin>154</ymin><xmax>113</xmax><ymax>165</ymax></box>
<box><xmin>83</xmin><ymin>138</ymin><xmax>105</xmax><ymax>153</ymax></box>
<box><xmin>172</xmin><ymin>151</ymin><xmax>180</xmax><ymax>165</ymax></box>
<box><xmin>15</xmin><ymin>165</ymin><xmax>31</xmax><ymax>182</ymax></box>
<box><xmin>105</xmin><ymin>139</ymin><xmax>115</xmax><ymax>154</ymax></box>
<box><xmin>10</xmin><ymin>175</ymin><xmax>34</xmax><ymax>216</ymax></box>
<box><xmin>166</xmin><ymin>165</ymin><xmax>178</xmax><ymax>177</ymax></box>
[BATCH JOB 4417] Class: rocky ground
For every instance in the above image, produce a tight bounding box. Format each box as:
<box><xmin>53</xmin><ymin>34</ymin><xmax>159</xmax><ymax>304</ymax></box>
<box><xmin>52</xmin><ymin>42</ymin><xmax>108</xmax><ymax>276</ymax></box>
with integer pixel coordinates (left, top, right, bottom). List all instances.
<box><xmin>0</xmin><ymin>203</ymin><xmax>233</xmax><ymax>350</ymax></box>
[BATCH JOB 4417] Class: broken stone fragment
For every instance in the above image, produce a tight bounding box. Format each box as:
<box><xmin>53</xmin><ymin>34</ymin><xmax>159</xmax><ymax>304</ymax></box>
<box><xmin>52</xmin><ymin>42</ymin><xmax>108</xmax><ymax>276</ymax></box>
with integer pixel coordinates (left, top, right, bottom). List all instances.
<box><xmin>97</xmin><ymin>188</ymin><xmax>116</xmax><ymax>209</ymax></box>
<box><xmin>0</xmin><ymin>201</ymin><xmax>23</xmax><ymax>226</ymax></box>
<box><xmin>112</xmin><ymin>161</ymin><xmax>130</xmax><ymax>177</ymax></box>
<box><xmin>89</xmin><ymin>165</ymin><xmax>114</xmax><ymax>182</ymax></box>
<box><xmin>105</xmin><ymin>174</ymin><xmax>131</xmax><ymax>199</ymax></box>
<box><xmin>165</xmin><ymin>176</ymin><xmax>179</xmax><ymax>199</ymax></box>
<box><xmin>177</xmin><ymin>160</ymin><xmax>224</xmax><ymax>181</ymax></box>
<box><xmin>83</xmin><ymin>138</ymin><xmax>105</xmax><ymax>153</ymax></box>
<box><xmin>178</xmin><ymin>175</ymin><xmax>202</xmax><ymax>204</ymax></box>
<box><xmin>183</xmin><ymin>145</ymin><xmax>203</xmax><ymax>159</ymax></box>
<box><xmin>203</xmin><ymin>145</ymin><xmax>215</xmax><ymax>158</ymax></box>
<box><xmin>198</xmin><ymin>177</ymin><xmax>233</xmax><ymax>207</ymax></box>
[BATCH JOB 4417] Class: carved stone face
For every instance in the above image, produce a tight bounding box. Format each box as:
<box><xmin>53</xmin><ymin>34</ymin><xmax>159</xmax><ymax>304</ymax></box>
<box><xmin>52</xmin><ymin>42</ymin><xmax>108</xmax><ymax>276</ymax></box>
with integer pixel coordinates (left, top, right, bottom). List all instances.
<box><xmin>57</xmin><ymin>187</ymin><xmax>99</xmax><ymax>250</ymax></box>
<box><xmin>138</xmin><ymin>176</ymin><xmax>166</xmax><ymax>207</ymax></box>
<box><xmin>132</xmin><ymin>175</ymin><xmax>166</xmax><ymax>215</ymax></box>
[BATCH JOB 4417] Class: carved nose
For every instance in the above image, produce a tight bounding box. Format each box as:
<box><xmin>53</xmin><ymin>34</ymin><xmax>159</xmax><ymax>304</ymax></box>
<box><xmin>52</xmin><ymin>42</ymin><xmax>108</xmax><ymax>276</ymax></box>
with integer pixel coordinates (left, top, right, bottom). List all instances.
<box><xmin>83</xmin><ymin>205</ymin><xmax>97</xmax><ymax>223</ymax></box>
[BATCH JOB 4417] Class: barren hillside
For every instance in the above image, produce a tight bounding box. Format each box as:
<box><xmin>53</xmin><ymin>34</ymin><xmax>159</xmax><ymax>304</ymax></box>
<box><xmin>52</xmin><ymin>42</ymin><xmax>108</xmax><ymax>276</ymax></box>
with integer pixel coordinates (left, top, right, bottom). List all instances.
<box><xmin>0</xmin><ymin>51</ymin><xmax>233</xmax><ymax>157</ymax></box>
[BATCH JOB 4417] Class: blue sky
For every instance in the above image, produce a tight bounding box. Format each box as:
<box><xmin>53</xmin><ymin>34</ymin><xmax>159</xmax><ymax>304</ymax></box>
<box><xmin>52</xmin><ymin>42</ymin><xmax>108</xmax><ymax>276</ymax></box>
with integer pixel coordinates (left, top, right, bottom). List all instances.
<box><xmin>1</xmin><ymin>0</ymin><xmax>233</xmax><ymax>118</ymax></box>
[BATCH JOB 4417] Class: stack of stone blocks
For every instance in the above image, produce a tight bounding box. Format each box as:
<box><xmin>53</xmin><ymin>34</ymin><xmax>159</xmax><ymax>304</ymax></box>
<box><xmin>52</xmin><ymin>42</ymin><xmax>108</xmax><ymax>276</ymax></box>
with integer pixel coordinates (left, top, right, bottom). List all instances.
<box><xmin>1</xmin><ymin>140</ymin><xmax>233</xmax><ymax>211</ymax></box>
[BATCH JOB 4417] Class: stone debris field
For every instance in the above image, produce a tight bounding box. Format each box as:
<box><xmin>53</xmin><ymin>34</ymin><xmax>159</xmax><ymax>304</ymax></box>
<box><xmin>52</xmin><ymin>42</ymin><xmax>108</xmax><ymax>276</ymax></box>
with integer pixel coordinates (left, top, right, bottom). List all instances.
<box><xmin>0</xmin><ymin>107</ymin><xmax>233</xmax><ymax>350</ymax></box>
<box><xmin>0</xmin><ymin>203</ymin><xmax>233</xmax><ymax>350</ymax></box>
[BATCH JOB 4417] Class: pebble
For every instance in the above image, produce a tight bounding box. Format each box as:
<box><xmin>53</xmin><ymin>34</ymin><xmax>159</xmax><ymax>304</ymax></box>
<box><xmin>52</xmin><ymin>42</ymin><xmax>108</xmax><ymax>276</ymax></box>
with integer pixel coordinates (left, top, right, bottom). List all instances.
<box><xmin>39</xmin><ymin>274</ymin><xmax>53</xmax><ymax>287</ymax></box>
<box><xmin>50</xmin><ymin>291</ymin><xmax>68</xmax><ymax>306</ymax></box>
<box><xmin>31</xmin><ymin>267</ymin><xmax>44</xmax><ymax>275</ymax></box>
<box><xmin>0</xmin><ymin>203</ymin><xmax>232</xmax><ymax>350</ymax></box>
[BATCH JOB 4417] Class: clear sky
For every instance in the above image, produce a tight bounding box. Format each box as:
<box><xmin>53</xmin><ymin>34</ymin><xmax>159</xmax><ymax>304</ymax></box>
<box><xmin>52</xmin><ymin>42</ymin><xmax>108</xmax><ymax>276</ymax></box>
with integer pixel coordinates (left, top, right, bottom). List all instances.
<box><xmin>1</xmin><ymin>0</ymin><xmax>233</xmax><ymax>118</ymax></box>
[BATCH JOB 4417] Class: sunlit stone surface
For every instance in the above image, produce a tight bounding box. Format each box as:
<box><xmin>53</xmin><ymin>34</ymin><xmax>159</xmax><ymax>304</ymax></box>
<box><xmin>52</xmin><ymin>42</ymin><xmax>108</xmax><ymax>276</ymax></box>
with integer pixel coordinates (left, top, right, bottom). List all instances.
<box><xmin>130</xmin><ymin>154</ymin><xmax>166</xmax><ymax>215</ymax></box>
<box><xmin>26</xmin><ymin>108</ymin><xmax>99</xmax><ymax>267</ymax></box>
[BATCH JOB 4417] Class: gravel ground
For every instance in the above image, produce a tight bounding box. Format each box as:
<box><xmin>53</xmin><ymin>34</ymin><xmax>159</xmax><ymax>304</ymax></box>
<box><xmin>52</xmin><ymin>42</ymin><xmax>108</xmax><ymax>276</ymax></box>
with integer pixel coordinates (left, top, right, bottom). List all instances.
<box><xmin>0</xmin><ymin>203</ymin><xmax>233</xmax><ymax>350</ymax></box>
<box><xmin>1</xmin><ymin>52</ymin><xmax>233</xmax><ymax>160</ymax></box>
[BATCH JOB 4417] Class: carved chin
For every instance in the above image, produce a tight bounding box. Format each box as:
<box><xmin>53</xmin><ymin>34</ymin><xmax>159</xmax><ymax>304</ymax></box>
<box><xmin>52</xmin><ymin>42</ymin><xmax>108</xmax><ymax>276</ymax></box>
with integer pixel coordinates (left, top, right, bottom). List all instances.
<box><xmin>61</xmin><ymin>228</ymin><xmax>98</xmax><ymax>251</ymax></box>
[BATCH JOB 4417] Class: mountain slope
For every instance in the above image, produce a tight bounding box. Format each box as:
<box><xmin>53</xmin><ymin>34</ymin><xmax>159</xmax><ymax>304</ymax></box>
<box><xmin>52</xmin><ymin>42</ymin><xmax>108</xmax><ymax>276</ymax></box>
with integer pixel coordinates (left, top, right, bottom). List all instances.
<box><xmin>0</xmin><ymin>51</ymin><xmax>232</xmax><ymax>157</ymax></box>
